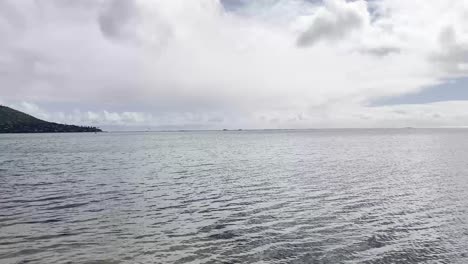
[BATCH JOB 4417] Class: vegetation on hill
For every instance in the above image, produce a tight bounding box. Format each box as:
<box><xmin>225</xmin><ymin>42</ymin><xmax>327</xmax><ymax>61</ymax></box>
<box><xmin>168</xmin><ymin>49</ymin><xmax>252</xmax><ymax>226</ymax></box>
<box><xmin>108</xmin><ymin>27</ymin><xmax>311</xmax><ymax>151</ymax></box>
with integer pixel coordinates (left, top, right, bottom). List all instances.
<box><xmin>0</xmin><ymin>105</ymin><xmax>102</xmax><ymax>133</ymax></box>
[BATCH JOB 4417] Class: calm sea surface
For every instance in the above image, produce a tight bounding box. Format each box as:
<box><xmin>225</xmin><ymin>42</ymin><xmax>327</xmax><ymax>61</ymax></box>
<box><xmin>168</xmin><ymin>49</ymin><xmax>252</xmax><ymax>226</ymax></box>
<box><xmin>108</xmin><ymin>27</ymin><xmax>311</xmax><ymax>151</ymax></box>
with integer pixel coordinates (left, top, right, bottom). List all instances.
<box><xmin>1</xmin><ymin>129</ymin><xmax>468</xmax><ymax>264</ymax></box>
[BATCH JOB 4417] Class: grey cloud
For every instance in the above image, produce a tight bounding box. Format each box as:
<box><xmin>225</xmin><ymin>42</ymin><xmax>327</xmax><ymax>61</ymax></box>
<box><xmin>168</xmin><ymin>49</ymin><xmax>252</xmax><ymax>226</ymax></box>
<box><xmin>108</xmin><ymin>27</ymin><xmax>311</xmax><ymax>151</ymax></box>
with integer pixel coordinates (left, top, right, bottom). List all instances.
<box><xmin>98</xmin><ymin>0</ymin><xmax>137</xmax><ymax>41</ymax></box>
<box><xmin>438</xmin><ymin>26</ymin><xmax>456</xmax><ymax>46</ymax></box>
<box><xmin>0</xmin><ymin>0</ymin><xmax>26</xmax><ymax>30</ymax></box>
<box><xmin>51</xmin><ymin>0</ymin><xmax>102</xmax><ymax>9</ymax></box>
<box><xmin>97</xmin><ymin>0</ymin><xmax>173</xmax><ymax>49</ymax></box>
<box><xmin>431</xmin><ymin>26</ymin><xmax>468</xmax><ymax>76</ymax></box>
<box><xmin>359</xmin><ymin>46</ymin><xmax>400</xmax><ymax>57</ymax></box>
<box><xmin>220</xmin><ymin>0</ymin><xmax>247</xmax><ymax>11</ymax></box>
<box><xmin>297</xmin><ymin>1</ymin><xmax>367</xmax><ymax>47</ymax></box>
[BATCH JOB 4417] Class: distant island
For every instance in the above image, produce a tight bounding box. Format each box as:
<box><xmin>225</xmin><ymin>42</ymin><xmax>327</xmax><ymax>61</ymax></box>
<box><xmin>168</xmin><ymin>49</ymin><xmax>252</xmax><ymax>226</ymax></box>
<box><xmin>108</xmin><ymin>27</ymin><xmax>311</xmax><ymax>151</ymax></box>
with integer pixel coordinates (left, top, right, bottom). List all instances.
<box><xmin>0</xmin><ymin>105</ymin><xmax>102</xmax><ymax>133</ymax></box>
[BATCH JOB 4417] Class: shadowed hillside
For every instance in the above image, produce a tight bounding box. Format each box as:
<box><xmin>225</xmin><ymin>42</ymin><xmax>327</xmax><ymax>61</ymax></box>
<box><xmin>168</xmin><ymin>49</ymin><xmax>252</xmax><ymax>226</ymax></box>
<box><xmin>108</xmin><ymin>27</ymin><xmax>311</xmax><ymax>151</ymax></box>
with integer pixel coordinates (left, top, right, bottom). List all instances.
<box><xmin>0</xmin><ymin>105</ymin><xmax>102</xmax><ymax>133</ymax></box>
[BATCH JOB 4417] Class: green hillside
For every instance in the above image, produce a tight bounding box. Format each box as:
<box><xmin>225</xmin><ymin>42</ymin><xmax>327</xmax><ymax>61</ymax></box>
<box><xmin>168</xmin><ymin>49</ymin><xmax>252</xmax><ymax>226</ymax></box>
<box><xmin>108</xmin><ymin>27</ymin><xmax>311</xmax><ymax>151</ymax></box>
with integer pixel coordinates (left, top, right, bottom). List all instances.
<box><xmin>0</xmin><ymin>105</ymin><xmax>102</xmax><ymax>133</ymax></box>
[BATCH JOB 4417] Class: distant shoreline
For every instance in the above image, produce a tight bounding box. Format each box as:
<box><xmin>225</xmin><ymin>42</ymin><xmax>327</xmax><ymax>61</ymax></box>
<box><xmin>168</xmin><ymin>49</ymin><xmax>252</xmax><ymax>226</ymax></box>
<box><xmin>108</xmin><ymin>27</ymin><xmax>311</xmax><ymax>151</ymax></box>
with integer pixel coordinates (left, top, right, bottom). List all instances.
<box><xmin>59</xmin><ymin>127</ymin><xmax>468</xmax><ymax>133</ymax></box>
<box><xmin>0</xmin><ymin>105</ymin><xmax>102</xmax><ymax>133</ymax></box>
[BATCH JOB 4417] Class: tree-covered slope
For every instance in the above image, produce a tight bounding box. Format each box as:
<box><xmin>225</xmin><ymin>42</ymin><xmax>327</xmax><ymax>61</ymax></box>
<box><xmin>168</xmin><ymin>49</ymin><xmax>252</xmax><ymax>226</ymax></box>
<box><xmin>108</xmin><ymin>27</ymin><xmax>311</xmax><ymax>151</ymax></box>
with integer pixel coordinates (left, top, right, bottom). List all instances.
<box><xmin>0</xmin><ymin>105</ymin><xmax>102</xmax><ymax>133</ymax></box>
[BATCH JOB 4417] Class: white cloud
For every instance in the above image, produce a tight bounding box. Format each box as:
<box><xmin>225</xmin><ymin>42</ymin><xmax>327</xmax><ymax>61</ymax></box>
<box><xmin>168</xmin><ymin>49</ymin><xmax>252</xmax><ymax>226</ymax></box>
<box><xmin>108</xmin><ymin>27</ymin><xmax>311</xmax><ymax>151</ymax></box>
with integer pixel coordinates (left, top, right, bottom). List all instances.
<box><xmin>11</xmin><ymin>100</ymin><xmax>468</xmax><ymax>130</ymax></box>
<box><xmin>1</xmin><ymin>0</ymin><xmax>468</xmax><ymax>128</ymax></box>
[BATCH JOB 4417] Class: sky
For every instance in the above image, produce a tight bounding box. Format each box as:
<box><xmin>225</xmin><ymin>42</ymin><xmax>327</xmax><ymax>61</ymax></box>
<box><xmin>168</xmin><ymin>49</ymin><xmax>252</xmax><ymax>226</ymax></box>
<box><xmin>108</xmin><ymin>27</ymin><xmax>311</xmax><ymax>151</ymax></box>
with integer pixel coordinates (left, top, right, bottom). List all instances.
<box><xmin>1</xmin><ymin>0</ymin><xmax>468</xmax><ymax>130</ymax></box>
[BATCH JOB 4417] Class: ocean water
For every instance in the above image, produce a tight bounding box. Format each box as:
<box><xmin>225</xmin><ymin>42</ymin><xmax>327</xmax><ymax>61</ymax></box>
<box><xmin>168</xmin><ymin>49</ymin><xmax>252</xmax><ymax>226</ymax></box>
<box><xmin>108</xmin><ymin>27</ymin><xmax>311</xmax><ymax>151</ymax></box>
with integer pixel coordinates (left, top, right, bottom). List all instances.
<box><xmin>1</xmin><ymin>129</ymin><xmax>468</xmax><ymax>264</ymax></box>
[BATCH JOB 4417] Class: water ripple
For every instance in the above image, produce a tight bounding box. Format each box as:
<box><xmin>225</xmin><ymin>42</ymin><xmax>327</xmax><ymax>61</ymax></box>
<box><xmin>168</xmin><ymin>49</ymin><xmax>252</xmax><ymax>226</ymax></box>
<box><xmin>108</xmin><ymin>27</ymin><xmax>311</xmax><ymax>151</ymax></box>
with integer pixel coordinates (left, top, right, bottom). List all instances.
<box><xmin>1</xmin><ymin>130</ymin><xmax>468</xmax><ymax>263</ymax></box>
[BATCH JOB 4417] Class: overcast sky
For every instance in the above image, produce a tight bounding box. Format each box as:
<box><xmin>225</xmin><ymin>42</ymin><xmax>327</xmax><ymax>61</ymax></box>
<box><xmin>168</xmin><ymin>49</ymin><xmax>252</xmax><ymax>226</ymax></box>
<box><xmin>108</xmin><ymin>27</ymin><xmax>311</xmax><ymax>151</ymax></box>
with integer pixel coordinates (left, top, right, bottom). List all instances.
<box><xmin>1</xmin><ymin>0</ymin><xmax>468</xmax><ymax>130</ymax></box>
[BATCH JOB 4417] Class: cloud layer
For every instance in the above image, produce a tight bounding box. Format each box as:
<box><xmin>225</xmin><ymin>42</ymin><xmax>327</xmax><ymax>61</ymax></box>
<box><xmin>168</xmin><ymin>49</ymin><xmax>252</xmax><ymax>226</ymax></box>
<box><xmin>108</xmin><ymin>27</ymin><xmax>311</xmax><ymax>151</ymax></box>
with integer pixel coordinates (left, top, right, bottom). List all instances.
<box><xmin>1</xmin><ymin>0</ymin><xmax>468</xmax><ymax>128</ymax></box>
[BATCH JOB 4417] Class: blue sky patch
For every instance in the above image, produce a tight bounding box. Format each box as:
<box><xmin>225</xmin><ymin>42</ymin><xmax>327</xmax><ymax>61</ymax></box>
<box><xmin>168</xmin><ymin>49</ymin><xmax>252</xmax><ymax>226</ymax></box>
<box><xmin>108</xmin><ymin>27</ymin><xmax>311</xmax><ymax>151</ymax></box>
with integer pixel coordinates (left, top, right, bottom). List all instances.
<box><xmin>371</xmin><ymin>77</ymin><xmax>468</xmax><ymax>106</ymax></box>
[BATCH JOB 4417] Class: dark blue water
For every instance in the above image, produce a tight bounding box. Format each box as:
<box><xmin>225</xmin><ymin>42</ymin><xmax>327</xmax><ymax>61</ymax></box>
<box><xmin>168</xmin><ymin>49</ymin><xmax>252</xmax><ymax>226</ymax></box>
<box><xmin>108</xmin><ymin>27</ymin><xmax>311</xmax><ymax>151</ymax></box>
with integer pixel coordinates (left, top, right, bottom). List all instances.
<box><xmin>1</xmin><ymin>129</ymin><xmax>468</xmax><ymax>263</ymax></box>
